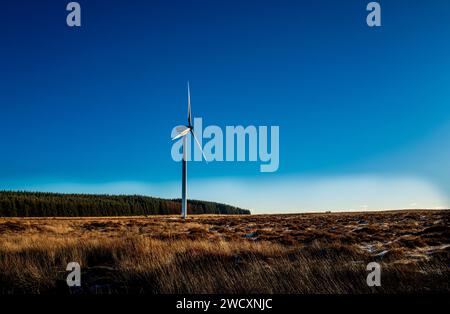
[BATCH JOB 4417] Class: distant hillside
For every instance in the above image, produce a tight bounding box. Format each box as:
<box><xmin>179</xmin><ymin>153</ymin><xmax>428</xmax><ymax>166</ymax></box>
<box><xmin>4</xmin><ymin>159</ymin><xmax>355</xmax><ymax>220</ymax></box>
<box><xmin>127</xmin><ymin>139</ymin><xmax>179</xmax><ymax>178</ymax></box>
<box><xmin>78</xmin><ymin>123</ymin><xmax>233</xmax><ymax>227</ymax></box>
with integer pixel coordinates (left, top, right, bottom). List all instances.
<box><xmin>0</xmin><ymin>191</ymin><xmax>250</xmax><ymax>217</ymax></box>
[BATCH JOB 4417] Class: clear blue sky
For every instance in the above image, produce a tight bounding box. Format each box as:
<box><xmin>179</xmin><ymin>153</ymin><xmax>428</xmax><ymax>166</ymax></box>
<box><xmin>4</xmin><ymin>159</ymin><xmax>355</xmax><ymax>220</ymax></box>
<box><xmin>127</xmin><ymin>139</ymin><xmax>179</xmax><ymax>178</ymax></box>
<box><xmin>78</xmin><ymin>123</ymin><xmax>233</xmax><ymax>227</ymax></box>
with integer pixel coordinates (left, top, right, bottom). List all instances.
<box><xmin>1</xmin><ymin>0</ymin><xmax>449</xmax><ymax>212</ymax></box>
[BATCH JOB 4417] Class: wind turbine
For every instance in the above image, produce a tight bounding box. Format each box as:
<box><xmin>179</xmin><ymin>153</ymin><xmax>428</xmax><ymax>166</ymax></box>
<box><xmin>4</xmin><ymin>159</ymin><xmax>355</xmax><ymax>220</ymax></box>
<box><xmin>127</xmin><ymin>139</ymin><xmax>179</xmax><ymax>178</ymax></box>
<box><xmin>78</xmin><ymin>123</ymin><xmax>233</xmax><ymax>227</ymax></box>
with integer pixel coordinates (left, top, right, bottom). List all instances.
<box><xmin>171</xmin><ymin>82</ymin><xmax>207</xmax><ymax>219</ymax></box>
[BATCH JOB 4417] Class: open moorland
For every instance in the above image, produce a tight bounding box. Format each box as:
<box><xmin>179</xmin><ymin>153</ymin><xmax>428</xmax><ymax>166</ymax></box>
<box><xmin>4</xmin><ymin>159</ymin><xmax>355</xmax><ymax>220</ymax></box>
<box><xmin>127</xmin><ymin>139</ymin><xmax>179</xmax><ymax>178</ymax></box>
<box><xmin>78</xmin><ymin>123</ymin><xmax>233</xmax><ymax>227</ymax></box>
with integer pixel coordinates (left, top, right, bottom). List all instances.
<box><xmin>0</xmin><ymin>210</ymin><xmax>448</xmax><ymax>294</ymax></box>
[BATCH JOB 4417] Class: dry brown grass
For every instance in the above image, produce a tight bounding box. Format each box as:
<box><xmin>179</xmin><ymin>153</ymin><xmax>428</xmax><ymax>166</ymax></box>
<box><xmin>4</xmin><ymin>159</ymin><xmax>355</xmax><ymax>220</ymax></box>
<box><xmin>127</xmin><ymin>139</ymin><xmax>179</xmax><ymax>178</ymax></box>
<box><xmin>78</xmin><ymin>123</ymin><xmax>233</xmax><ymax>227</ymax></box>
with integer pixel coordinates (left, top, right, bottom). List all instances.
<box><xmin>0</xmin><ymin>210</ymin><xmax>448</xmax><ymax>294</ymax></box>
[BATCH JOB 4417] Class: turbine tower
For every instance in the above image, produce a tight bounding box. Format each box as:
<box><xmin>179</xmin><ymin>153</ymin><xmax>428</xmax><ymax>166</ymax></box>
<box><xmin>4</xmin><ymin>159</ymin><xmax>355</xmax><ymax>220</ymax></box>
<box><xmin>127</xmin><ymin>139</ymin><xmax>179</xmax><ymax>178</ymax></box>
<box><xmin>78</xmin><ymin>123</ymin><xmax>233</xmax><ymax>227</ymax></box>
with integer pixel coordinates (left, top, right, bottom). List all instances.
<box><xmin>171</xmin><ymin>82</ymin><xmax>207</xmax><ymax>219</ymax></box>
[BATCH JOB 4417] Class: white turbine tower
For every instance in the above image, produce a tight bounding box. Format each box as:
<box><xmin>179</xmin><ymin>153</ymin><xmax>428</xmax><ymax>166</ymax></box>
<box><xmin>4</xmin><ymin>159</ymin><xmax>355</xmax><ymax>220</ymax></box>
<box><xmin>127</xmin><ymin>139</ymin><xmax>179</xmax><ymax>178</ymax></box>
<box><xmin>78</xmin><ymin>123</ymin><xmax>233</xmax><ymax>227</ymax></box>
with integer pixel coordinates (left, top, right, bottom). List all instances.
<box><xmin>171</xmin><ymin>82</ymin><xmax>207</xmax><ymax>219</ymax></box>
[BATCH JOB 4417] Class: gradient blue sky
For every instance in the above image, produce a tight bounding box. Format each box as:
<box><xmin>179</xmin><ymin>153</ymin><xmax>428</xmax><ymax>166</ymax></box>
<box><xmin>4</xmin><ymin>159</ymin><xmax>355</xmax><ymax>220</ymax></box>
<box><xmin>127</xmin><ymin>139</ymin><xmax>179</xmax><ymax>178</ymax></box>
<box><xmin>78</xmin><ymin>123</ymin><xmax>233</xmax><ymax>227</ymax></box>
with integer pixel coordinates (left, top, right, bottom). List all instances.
<box><xmin>1</xmin><ymin>0</ymin><xmax>449</xmax><ymax>212</ymax></box>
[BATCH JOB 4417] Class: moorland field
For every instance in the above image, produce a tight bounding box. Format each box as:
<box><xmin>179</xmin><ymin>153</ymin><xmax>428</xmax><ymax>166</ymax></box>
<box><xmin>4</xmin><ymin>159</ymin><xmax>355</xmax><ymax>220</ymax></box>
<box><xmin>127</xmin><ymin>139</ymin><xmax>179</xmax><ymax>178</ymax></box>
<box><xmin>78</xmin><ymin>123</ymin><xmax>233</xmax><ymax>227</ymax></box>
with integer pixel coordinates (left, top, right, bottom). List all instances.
<box><xmin>0</xmin><ymin>210</ymin><xmax>448</xmax><ymax>294</ymax></box>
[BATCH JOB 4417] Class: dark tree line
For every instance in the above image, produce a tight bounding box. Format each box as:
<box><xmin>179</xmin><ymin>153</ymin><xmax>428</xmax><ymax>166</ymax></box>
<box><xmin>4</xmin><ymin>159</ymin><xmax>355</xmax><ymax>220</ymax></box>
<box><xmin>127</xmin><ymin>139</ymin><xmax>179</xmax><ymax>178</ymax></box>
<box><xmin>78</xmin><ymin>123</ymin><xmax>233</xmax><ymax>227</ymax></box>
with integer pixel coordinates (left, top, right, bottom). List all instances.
<box><xmin>0</xmin><ymin>191</ymin><xmax>250</xmax><ymax>217</ymax></box>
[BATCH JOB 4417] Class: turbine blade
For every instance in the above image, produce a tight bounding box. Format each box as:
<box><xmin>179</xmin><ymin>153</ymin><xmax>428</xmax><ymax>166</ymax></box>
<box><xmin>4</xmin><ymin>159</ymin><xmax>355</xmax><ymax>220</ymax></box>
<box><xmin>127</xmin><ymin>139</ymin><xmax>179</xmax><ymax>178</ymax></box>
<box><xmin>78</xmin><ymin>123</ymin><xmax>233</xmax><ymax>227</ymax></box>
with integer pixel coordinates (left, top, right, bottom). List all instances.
<box><xmin>171</xmin><ymin>132</ymin><xmax>185</xmax><ymax>141</ymax></box>
<box><xmin>191</xmin><ymin>129</ymin><xmax>208</xmax><ymax>163</ymax></box>
<box><xmin>172</xmin><ymin>127</ymin><xmax>190</xmax><ymax>140</ymax></box>
<box><xmin>187</xmin><ymin>82</ymin><xmax>192</xmax><ymax>127</ymax></box>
